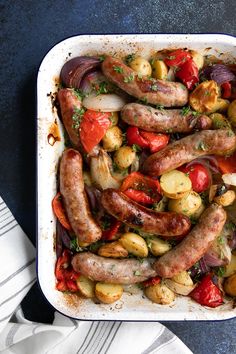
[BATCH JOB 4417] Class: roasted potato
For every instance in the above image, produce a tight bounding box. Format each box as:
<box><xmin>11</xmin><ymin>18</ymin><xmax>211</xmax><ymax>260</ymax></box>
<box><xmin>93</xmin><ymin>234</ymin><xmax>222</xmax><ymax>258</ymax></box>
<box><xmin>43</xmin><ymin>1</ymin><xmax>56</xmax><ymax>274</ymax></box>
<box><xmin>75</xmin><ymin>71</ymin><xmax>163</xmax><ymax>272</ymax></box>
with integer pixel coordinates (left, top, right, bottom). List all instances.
<box><xmin>224</xmin><ymin>274</ymin><xmax>236</xmax><ymax>296</ymax></box>
<box><xmin>119</xmin><ymin>232</ymin><xmax>148</xmax><ymax>257</ymax></box>
<box><xmin>129</xmin><ymin>56</ymin><xmax>152</xmax><ymax>76</ymax></box>
<box><xmin>209</xmin><ymin>98</ymin><xmax>230</xmax><ymax>113</ymax></box>
<box><xmin>145</xmin><ymin>283</ymin><xmax>175</xmax><ymax>305</ymax></box>
<box><xmin>171</xmin><ymin>271</ymin><xmax>193</xmax><ymax>286</ymax></box>
<box><xmin>113</xmin><ymin>146</ymin><xmax>136</xmax><ymax>170</ymax></box>
<box><xmin>189</xmin><ymin>80</ymin><xmax>219</xmax><ymax>113</ymax></box>
<box><xmin>224</xmin><ymin>254</ymin><xmax>236</xmax><ymax>277</ymax></box>
<box><xmin>209</xmin><ymin>113</ymin><xmax>231</xmax><ymax>130</ymax></box>
<box><xmin>190</xmin><ymin>50</ymin><xmax>204</xmax><ymax>70</ymax></box>
<box><xmin>148</xmin><ymin>236</ymin><xmax>171</xmax><ymax>256</ymax></box>
<box><xmin>164</xmin><ymin>279</ymin><xmax>195</xmax><ymax>296</ymax></box>
<box><xmin>152</xmin><ymin>196</ymin><xmax>169</xmax><ymax>212</ymax></box>
<box><xmin>76</xmin><ymin>275</ymin><xmax>95</xmax><ymax>298</ymax></box>
<box><xmin>160</xmin><ymin>170</ymin><xmax>192</xmax><ymax>199</ymax></box>
<box><xmin>102</xmin><ymin>126</ymin><xmax>123</xmax><ymax>152</ymax></box>
<box><xmin>95</xmin><ymin>283</ymin><xmax>123</xmax><ymax>304</ymax></box>
<box><xmin>110</xmin><ymin>112</ymin><xmax>119</xmax><ymax>126</ymax></box>
<box><xmin>214</xmin><ymin>190</ymin><xmax>236</xmax><ymax>207</ymax></box>
<box><xmin>191</xmin><ymin>202</ymin><xmax>205</xmax><ymax>219</ymax></box>
<box><xmin>152</xmin><ymin>59</ymin><xmax>168</xmax><ymax>80</ymax></box>
<box><xmin>168</xmin><ymin>191</ymin><xmax>202</xmax><ymax>216</ymax></box>
<box><xmin>98</xmin><ymin>241</ymin><xmax>128</xmax><ymax>258</ymax></box>
<box><xmin>227</xmin><ymin>99</ymin><xmax>236</xmax><ymax>127</ymax></box>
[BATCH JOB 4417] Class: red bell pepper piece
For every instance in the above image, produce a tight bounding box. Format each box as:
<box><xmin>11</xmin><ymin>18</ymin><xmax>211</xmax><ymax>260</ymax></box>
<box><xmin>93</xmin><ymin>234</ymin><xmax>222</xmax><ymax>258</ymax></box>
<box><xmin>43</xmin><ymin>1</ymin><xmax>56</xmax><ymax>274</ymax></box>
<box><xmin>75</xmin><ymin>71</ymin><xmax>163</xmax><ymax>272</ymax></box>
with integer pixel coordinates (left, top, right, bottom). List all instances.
<box><xmin>52</xmin><ymin>192</ymin><xmax>72</xmax><ymax>231</ymax></box>
<box><xmin>79</xmin><ymin>110</ymin><xmax>112</xmax><ymax>153</ymax></box>
<box><xmin>56</xmin><ymin>280</ymin><xmax>68</xmax><ymax>292</ymax></box>
<box><xmin>178</xmin><ymin>163</ymin><xmax>211</xmax><ymax>193</ymax></box>
<box><xmin>139</xmin><ymin>131</ymin><xmax>169</xmax><ymax>153</ymax></box>
<box><xmin>123</xmin><ymin>189</ymin><xmax>160</xmax><ymax>205</ymax></box>
<box><xmin>175</xmin><ymin>59</ymin><xmax>199</xmax><ymax>90</ymax></box>
<box><xmin>55</xmin><ymin>250</ymin><xmax>71</xmax><ymax>280</ymax></box>
<box><xmin>143</xmin><ymin>276</ymin><xmax>161</xmax><ymax>288</ymax></box>
<box><xmin>189</xmin><ymin>274</ymin><xmax>223</xmax><ymax>308</ymax></box>
<box><xmin>66</xmin><ymin>280</ymin><xmax>79</xmax><ymax>292</ymax></box>
<box><xmin>63</xmin><ymin>269</ymin><xmax>80</xmax><ymax>282</ymax></box>
<box><xmin>102</xmin><ymin>219</ymin><xmax>122</xmax><ymax>240</ymax></box>
<box><xmin>164</xmin><ymin>49</ymin><xmax>192</xmax><ymax>67</ymax></box>
<box><xmin>126</xmin><ymin>126</ymin><xmax>149</xmax><ymax>149</ymax></box>
<box><xmin>221</xmin><ymin>82</ymin><xmax>232</xmax><ymax>99</ymax></box>
<box><xmin>215</xmin><ymin>151</ymin><xmax>236</xmax><ymax>174</ymax></box>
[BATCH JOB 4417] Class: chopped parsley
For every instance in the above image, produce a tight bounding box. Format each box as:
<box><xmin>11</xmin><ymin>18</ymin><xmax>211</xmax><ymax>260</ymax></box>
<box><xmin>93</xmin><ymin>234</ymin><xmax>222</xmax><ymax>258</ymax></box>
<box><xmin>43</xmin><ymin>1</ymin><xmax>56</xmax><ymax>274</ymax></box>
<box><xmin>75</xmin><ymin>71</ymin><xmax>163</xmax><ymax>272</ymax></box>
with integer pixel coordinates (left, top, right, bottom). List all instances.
<box><xmin>113</xmin><ymin>65</ymin><xmax>124</xmax><ymax>73</ymax></box>
<box><xmin>72</xmin><ymin>107</ymin><xmax>85</xmax><ymax>129</ymax></box>
<box><xmin>196</xmin><ymin>141</ymin><xmax>208</xmax><ymax>151</ymax></box>
<box><xmin>215</xmin><ymin>266</ymin><xmax>226</xmax><ymax>277</ymax></box>
<box><xmin>217</xmin><ymin>235</ymin><xmax>225</xmax><ymax>245</ymax></box>
<box><xmin>227</xmin><ymin>130</ymin><xmax>235</xmax><ymax>137</ymax></box>
<box><xmin>125</xmin><ymin>53</ymin><xmax>136</xmax><ymax>64</ymax></box>
<box><xmin>124</xmin><ymin>73</ymin><xmax>135</xmax><ymax>83</ymax></box>
<box><xmin>70</xmin><ymin>238</ymin><xmax>84</xmax><ymax>252</ymax></box>
<box><xmin>133</xmin><ymin>270</ymin><xmax>141</xmax><ymax>276</ymax></box>
<box><xmin>181</xmin><ymin>106</ymin><xmax>191</xmax><ymax>116</ymax></box>
<box><xmin>156</xmin><ymin>104</ymin><xmax>165</xmax><ymax>111</ymax></box>
<box><xmin>99</xmin><ymin>55</ymin><xmax>105</xmax><ymax>62</ymax></box>
<box><xmin>132</xmin><ymin>144</ymin><xmax>142</xmax><ymax>152</ymax></box>
<box><xmin>225</xmin><ymin>221</ymin><xmax>236</xmax><ymax>231</ymax></box>
<box><xmin>151</xmin><ymin>84</ymin><xmax>159</xmax><ymax>91</ymax></box>
<box><xmin>96</xmin><ymin>81</ymin><xmax>109</xmax><ymax>95</ymax></box>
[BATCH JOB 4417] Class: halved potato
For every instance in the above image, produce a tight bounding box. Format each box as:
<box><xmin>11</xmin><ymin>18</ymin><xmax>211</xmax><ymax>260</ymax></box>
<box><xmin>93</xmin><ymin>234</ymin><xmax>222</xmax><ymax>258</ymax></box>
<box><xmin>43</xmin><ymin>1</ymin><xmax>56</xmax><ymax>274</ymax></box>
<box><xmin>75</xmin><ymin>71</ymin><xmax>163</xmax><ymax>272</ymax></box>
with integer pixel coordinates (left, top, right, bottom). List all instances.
<box><xmin>76</xmin><ymin>275</ymin><xmax>95</xmax><ymax>298</ymax></box>
<box><xmin>102</xmin><ymin>126</ymin><xmax>123</xmax><ymax>152</ymax></box>
<box><xmin>119</xmin><ymin>232</ymin><xmax>148</xmax><ymax>257</ymax></box>
<box><xmin>209</xmin><ymin>98</ymin><xmax>230</xmax><ymax>113</ymax></box>
<box><xmin>223</xmin><ymin>254</ymin><xmax>236</xmax><ymax>277</ymax></box>
<box><xmin>189</xmin><ymin>80</ymin><xmax>219</xmax><ymax>113</ymax></box>
<box><xmin>160</xmin><ymin>170</ymin><xmax>192</xmax><ymax>199</ymax></box>
<box><xmin>190</xmin><ymin>50</ymin><xmax>204</xmax><ymax>70</ymax></box>
<box><xmin>191</xmin><ymin>202</ymin><xmax>205</xmax><ymax>219</ymax></box>
<box><xmin>214</xmin><ymin>190</ymin><xmax>236</xmax><ymax>207</ymax></box>
<box><xmin>98</xmin><ymin>241</ymin><xmax>128</xmax><ymax>258</ymax></box>
<box><xmin>148</xmin><ymin>237</ymin><xmax>171</xmax><ymax>256</ymax></box>
<box><xmin>171</xmin><ymin>271</ymin><xmax>193</xmax><ymax>286</ymax></box>
<box><xmin>164</xmin><ymin>279</ymin><xmax>195</xmax><ymax>296</ymax></box>
<box><xmin>145</xmin><ymin>283</ymin><xmax>175</xmax><ymax>305</ymax></box>
<box><xmin>209</xmin><ymin>113</ymin><xmax>231</xmax><ymax>130</ymax></box>
<box><xmin>224</xmin><ymin>274</ymin><xmax>236</xmax><ymax>296</ymax></box>
<box><xmin>95</xmin><ymin>283</ymin><xmax>123</xmax><ymax>304</ymax></box>
<box><xmin>129</xmin><ymin>56</ymin><xmax>152</xmax><ymax>76</ymax></box>
<box><xmin>228</xmin><ymin>99</ymin><xmax>236</xmax><ymax>127</ymax></box>
<box><xmin>168</xmin><ymin>191</ymin><xmax>202</xmax><ymax>216</ymax></box>
<box><xmin>152</xmin><ymin>59</ymin><xmax>168</xmax><ymax>80</ymax></box>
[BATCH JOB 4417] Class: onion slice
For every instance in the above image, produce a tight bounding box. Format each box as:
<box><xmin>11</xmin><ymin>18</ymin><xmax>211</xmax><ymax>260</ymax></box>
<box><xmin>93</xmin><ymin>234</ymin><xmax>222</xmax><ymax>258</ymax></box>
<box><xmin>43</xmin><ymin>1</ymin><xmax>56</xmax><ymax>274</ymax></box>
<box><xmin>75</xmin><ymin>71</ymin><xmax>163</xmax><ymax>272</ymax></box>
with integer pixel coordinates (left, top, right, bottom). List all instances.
<box><xmin>201</xmin><ymin>64</ymin><xmax>235</xmax><ymax>85</ymax></box>
<box><xmin>222</xmin><ymin>173</ymin><xmax>236</xmax><ymax>186</ymax></box>
<box><xmin>83</xmin><ymin>93</ymin><xmax>127</xmax><ymax>112</ymax></box>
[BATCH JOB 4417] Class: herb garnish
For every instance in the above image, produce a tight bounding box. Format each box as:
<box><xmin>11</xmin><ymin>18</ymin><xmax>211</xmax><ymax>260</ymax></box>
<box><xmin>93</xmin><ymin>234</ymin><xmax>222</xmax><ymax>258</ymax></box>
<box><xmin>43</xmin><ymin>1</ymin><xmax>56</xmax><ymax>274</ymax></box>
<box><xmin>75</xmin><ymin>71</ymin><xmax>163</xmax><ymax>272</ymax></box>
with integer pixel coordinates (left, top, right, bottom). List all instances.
<box><xmin>132</xmin><ymin>144</ymin><xmax>142</xmax><ymax>152</ymax></box>
<box><xmin>124</xmin><ymin>73</ymin><xmax>135</xmax><ymax>83</ymax></box>
<box><xmin>181</xmin><ymin>106</ymin><xmax>191</xmax><ymax>116</ymax></box>
<box><xmin>113</xmin><ymin>66</ymin><xmax>124</xmax><ymax>73</ymax></box>
<box><xmin>72</xmin><ymin>107</ymin><xmax>85</xmax><ymax>129</ymax></box>
<box><xmin>96</xmin><ymin>81</ymin><xmax>109</xmax><ymax>95</ymax></box>
<box><xmin>196</xmin><ymin>141</ymin><xmax>208</xmax><ymax>151</ymax></box>
<box><xmin>125</xmin><ymin>53</ymin><xmax>135</xmax><ymax>64</ymax></box>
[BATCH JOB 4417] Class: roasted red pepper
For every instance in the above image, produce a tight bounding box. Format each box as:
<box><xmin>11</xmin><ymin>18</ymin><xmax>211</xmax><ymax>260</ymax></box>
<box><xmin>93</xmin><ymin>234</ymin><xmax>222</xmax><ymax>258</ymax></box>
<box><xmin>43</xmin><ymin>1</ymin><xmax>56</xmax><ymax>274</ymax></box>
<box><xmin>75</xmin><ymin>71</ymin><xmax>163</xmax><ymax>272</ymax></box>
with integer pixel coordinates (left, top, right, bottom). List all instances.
<box><xmin>190</xmin><ymin>274</ymin><xmax>223</xmax><ymax>308</ymax></box>
<box><xmin>79</xmin><ymin>110</ymin><xmax>111</xmax><ymax>153</ymax></box>
<box><xmin>102</xmin><ymin>219</ymin><xmax>122</xmax><ymax>240</ymax></box>
<box><xmin>215</xmin><ymin>151</ymin><xmax>236</xmax><ymax>174</ymax></box>
<box><xmin>66</xmin><ymin>280</ymin><xmax>79</xmax><ymax>292</ymax></box>
<box><xmin>120</xmin><ymin>172</ymin><xmax>161</xmax><ymax>205</ymax></box>
<box><xmin>175</xmin><ymin>59</ymin><xmax>199</xmax><ymax>90</ymax></box>
<box><xmin>143</xmin><ymin>276</ymin><xmax>161</xmax><ymax>287</ymax></box>
<box><xmin>55</xmin><ymin>250</ymin><xmax>80</xmax><ymax>294</ymax></box>
<box><xmin>56</xmin><ymin>280</ymin><xmax>68</xmax><ymax>292</ymax></box>
<box><xmin>164</xmin><ymin>49</ymin><xmax>192</xmax><ymax>67</ymax></box>
<box><xmin>55</xmin><ymin>250</ymin><xmax>71</xmax><ymax>280</ymax></box>
<box><xmin>52</xmin><ymin>192</ymin><xmax>71</xmax><ymax>231</ymax></box>
<box><xmin>221</xmin><ymin>82</ymin><xmax>232</xmax><ymax>99</ymax></box>
<box><xmin>139</xmin><ymin>131</ymin><xmax>169</xmax><ymax>153</ymax></box>
<box><xmin>126</xmin><ymin>126</ymin><xmax>149</xmax><ymax>149</ymax></box>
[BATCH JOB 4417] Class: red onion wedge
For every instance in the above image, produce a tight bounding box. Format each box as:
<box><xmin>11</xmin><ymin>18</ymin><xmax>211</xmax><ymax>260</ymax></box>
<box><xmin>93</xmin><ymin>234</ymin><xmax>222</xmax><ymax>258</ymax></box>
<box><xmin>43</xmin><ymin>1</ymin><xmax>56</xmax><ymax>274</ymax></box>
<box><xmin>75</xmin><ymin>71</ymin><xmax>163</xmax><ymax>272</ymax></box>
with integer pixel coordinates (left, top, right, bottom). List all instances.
<box><xmin>201</xmin><ymin>64</ymin><xmax>235</xmax><ymax>85</ymax></box>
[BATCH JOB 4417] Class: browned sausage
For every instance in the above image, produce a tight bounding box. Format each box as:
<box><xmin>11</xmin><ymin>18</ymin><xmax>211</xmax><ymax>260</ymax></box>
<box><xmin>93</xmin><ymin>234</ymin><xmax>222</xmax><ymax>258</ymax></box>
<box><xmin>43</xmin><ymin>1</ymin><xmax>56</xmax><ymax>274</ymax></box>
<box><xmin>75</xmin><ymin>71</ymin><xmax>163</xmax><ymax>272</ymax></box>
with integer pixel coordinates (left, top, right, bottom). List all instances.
<box><xmin>72</xmin><ymin>252</ymin><xmax>156</xmax><ymax>284</ymax></box>
<box><xmin>60</xmin><ymin>148</ymin><xmax>102</xmax><ymax>244</ymax></box>
<box><xmin>121</xmin><ymin>103</ymin><xmax>212</xmax><ymax>133</ymax></box>
<box><xmin>153</xmin><ymin>204</ymin><xmax>226</xmax><ymax>278</ymax></box>
<box><xmin>101</xmin><ymin>189</ymin><xmax>191</xmax><ymax>236</ymax></box>
<box><xmin>143</xmin><ymin>129</ymin><xmax>236</xmax><ymax>176</ymax></box>
<box><xmin>102</xmin><ymin>56</ymin><xmax>188</xmax><ymax>107</ymax></box>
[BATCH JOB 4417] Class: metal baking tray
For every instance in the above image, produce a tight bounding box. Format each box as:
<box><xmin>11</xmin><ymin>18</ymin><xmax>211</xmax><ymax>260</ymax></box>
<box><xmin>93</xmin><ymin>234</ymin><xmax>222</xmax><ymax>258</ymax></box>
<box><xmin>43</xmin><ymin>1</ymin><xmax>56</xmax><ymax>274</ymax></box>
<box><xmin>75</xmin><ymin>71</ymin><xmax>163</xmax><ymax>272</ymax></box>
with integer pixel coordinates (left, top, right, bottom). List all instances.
<box><xmin>37</xmin><ymin>34</ymin><xmax>236</xmax><ymax>321</ymax></box>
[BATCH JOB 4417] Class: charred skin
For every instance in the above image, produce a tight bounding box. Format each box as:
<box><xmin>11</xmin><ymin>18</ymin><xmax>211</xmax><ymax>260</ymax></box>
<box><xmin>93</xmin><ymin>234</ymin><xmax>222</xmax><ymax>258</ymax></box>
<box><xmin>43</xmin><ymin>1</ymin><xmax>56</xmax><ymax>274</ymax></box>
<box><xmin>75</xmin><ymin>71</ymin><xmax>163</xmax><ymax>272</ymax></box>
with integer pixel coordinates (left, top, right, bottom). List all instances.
<box><xmin>102</xmin><ymin>56</ymin><xmax>188</xmax><ymax>107</ymax></box>
<box><xmin>143</xmin><ymin>129</ymin><xmax>236</xmax><ymax>176</ymax></box>
<box><xmin>153</xmin><ymin>204</ymin><xmax>227</xmax><ymax>278</ymax></box>
<box><xmin>60</xmin><ymin>148</ymin><xmax>102</xmax><ymax>244</ymax></box>
<box><xmin>72</xmin><ymin>252</ymin><xmax>156</xmax><ymax>284</ymax></box>
<box><xmin>121</xmin><ymin>103</ymin><xmax>212</xmax><ymax>133</ymax></box>
<box><xmin>101</xmin><ymin>189</ymin><xmax>191</xmax><ymax>236</ymax></box>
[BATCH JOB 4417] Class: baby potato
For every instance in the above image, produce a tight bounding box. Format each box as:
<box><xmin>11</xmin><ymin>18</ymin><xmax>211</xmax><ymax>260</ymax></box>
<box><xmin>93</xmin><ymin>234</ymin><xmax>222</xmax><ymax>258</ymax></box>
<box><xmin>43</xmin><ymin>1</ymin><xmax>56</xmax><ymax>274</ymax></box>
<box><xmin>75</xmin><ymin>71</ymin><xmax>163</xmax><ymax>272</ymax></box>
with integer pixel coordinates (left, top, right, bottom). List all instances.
<box><xmin>152</xmin><ymin>59</ymin><xmax>168</xmax><ymax>80</ymax></box>
<box><xmin>191</xmin><ymin>202</ymin><xmax>205</xmax><ymax>219</ymax></box>
<box><xmin>110</xmin><ymin>112</ymin><xmax>119</xmax><ymax>126</ymax></box>
<box><xmin>189</xmin><ymin>80</ymin><xmax>219</xmax><ymax>113</ymax></box>
<box><xmin>113</xmin><ymin>146</ymin><xmax>136</xmax><ymax>170</ymax></box>
<box><xmin>152</xmin><ymin>196</ymin><xmax>169</xmax><ymax>212</ymax></box>
<box><xmin>145</xmin><ymin>283</ymin><xmax>175</xmax><ymax>305</ymax></box>
<box><xmin>160</xmin><ymin>170</ymin><xmax>192</xmax><ymax>199</ymax></box>
<box><xmin>190</xmin><ymin>50</ymin><xmax>204</xmax><ymax>70</ymax></box>
<box><xmin>129</xmin><ymin>56</ymin><xmax>152</xmax><ymax>76</ymax></box>
<box><xmin>227</xmin><ymin>99</ymin><xmax>236</xmax><ymax>127</ymax></box>
<box><xmin>148</xmin><ymin>236</ymin><xmax>172</xmax><ymax>256</ymax></box>
<box><xmin>168</xmin><ymin>191</ymin><xmax>202</xmax><ymax>216</ymax></box>
<box><xmin>209</xmin><ymin>113</ymin><xmax>231</xmax><ymax>130</ymax></box>
<box><xmin>95</xmin><ymin>283</ymin><xmax>123</xmax><ymax>304</ymax></box>
<box><xmin>76</xmin><ymin>275</ymin><xmax>95</xmax><ymax>298</ymax></box>
<box><xmin>98</xmin><ymin>241</ymin><xmax>128</xmax><ymax>258</ymax></box>
<box><xmin>224</xmin><ymin>274</ymin><xmax>236</xmax><ymax>297</ymax></box>
<box><xmin>171</xmin><ymin>271</ymin><xmax>193</xmax><ymax>286</ymax></box>
<box><xmin>119</xmin><ymin>232</ymin><xmax>148</xmax><ymax>257</ymax></box>
<box><xmin>102</xmin><ymin>126</ymin><xmax>123</xmax><ymax>152</ymax></box>
<box><xmin>214</xmin><ymin>190</ymin><xmax>236</xmax><ymax>207</ymax></box>
<box><xmin>223</xmin><ymin>254</ymin><xmax>236</xmax><ymax>277</ymax></box>
<box><xmin>209</xmin><ymin>98</ymin><xmax>230</xmax><ymax>113</ymax></box>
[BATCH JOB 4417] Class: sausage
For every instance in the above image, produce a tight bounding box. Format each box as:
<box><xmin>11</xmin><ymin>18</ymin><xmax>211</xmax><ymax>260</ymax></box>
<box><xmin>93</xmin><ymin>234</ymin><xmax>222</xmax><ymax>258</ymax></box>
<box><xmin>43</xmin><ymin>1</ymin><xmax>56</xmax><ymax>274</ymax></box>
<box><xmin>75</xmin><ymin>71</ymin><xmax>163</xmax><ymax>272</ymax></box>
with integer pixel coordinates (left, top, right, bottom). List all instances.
<box><xmin>60</xmin><ymin>148</ymin><xmax>102</xmax><ymax>244</ymax></box>
<box><xmin>102</xmin><ymin>56</ymin><xmax>188</xmax><ymax>107</ymax></box>
<box><xmin>71</xmin><ymin>252</ymin><xmax>156</xmax><ymax>284</ymax></box>
<box><xmin>121</xmin><ymin>103</ymin><xmax>212</xmax><ymax>133</ymax></box>
<box><xmin>143</xmin><ymin>129</ymin><xmax>236</xmax><ymax>176</ymax></box>
<box><xmin>153</xmin><ymin>204</ymin><xmax>227</xmax><ymax>278</ymax></box>
<box><xmin>101</xmin><ymin>189</ymin><xmax>191</xmax><ymax>236</ymax></box>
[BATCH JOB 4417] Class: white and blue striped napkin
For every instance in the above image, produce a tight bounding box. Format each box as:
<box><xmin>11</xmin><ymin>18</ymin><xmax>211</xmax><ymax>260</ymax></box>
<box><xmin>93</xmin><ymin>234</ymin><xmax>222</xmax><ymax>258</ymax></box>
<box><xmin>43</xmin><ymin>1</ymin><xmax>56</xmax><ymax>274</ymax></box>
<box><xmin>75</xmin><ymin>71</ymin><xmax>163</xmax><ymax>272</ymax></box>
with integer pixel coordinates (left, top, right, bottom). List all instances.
<box><xmin>0</xmin><ymin>196</ymin><xmax>193</xmax><ymax>354</ymax></box>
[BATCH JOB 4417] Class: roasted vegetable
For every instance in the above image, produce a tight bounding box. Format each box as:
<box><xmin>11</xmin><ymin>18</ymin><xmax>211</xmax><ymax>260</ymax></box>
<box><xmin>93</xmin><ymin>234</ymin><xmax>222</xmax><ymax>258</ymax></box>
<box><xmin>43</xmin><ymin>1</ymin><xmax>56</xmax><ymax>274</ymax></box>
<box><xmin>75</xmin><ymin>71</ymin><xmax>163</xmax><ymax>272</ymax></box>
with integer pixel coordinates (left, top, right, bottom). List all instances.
<box><xmin>119</xmin><ymin>232</ymin><xmax>148</xmax><ymax>258</ymax></box>
<box><xmin>224</xmin><ymin>274</ymin><xmax>236</xmax><ymax>296</ymax></box>
<box><xmin>98</xmin><ymin>241</ymin><xmax>128</xmax><ymax>258</ymax></box>
<box><xmin>95</xmin><ymin>283</ymin><xmax>123</xmax><ymax>304</ymax></box>
<box><xmin>145</xmin><ymin>283</ymin><xmax>175</xmax><ymax>305</ymax></box>
<box><xmin>168</xmin><ymin>191</ymin><xmax>202</xmax><ymax>217</ymax></box>
<box><xmin>160</xmin><ymin>170</ymin><xmax>192</xmax><ymax>199</ymax></box>
<box><xmin>102</xmin><ymin>126</ymin><xmax>123</xmax><ymax>151</ymax></box>
<box><xmin>113</xmin><ymin>146</ymin><xmax>136</xmax><ymax>170</ymax></box>
<box><xmin>129</xmin><ymin>57</ymin><xmax>152</xmax><ymax>76</ymax></box>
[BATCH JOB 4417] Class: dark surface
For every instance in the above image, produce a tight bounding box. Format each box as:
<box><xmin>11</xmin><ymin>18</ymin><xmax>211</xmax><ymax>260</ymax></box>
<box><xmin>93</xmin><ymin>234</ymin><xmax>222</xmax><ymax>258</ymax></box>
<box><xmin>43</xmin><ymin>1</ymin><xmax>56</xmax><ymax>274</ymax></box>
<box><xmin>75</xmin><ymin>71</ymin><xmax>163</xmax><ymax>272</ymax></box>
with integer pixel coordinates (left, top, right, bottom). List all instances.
<box><xmin>1</xmin><ymin>1</ymin><xmax>236</xmax><ymax>353</ymax></box>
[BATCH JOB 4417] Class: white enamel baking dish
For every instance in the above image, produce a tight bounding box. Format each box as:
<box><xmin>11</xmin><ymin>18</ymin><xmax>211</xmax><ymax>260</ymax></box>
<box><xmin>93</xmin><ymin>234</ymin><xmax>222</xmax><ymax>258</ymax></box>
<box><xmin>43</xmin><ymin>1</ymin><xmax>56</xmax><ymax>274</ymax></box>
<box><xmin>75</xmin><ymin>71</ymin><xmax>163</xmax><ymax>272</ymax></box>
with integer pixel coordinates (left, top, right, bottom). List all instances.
<box><xmin>37</xmin><ymin>34</ymin><xmax>236</xmax><ymax>321</ymax></box>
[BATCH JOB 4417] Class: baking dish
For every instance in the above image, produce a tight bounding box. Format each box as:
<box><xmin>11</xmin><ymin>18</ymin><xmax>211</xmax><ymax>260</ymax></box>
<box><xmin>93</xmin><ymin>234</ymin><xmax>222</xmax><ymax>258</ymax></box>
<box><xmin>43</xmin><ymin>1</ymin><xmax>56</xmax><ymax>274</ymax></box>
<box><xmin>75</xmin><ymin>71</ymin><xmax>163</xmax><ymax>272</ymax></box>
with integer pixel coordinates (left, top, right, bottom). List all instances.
<box><xmin>37</xmin><ymin>34</ymin><xmax>236</xmax><ymax>321</ymax></box>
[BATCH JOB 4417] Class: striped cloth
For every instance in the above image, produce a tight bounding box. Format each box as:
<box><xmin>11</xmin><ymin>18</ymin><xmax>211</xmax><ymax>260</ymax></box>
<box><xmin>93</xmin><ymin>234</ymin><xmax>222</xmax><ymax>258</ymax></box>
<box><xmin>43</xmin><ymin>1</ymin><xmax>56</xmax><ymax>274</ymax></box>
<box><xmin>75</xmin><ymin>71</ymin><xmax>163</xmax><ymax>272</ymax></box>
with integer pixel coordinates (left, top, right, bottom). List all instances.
<box><xmin>0</xmin><ymin>196</ymin><xmax>193</xmax><ymax>354</ymax></box>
